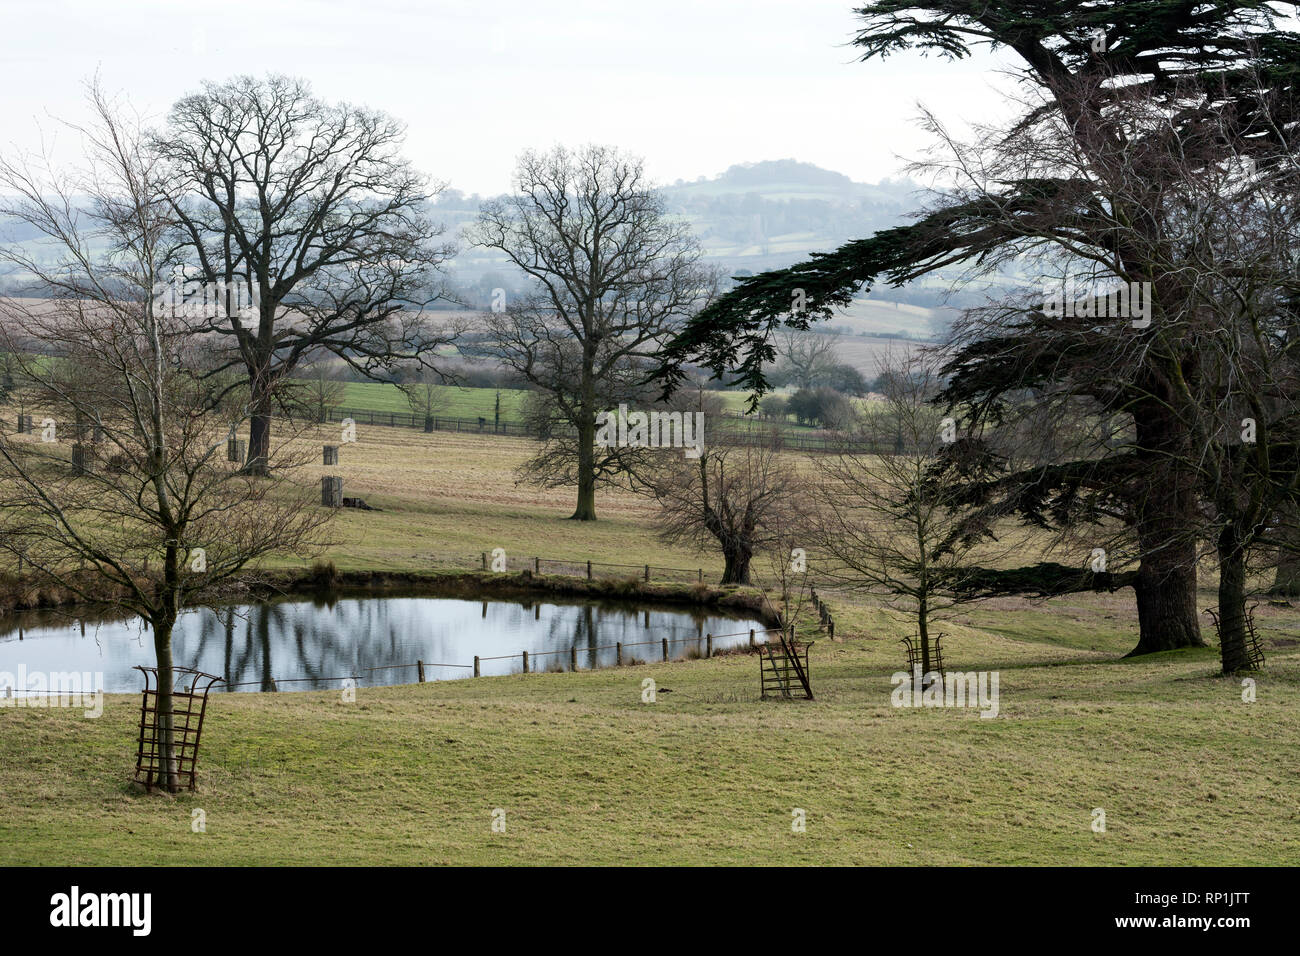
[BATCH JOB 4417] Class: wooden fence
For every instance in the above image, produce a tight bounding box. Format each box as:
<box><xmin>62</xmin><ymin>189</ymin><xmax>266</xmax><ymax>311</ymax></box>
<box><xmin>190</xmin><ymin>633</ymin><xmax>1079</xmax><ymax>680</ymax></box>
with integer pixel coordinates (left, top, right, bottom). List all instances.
<box><xmin>480</xmin><ymin>551</ymin><xmax>704</xmax><ymax>583</ymax></box>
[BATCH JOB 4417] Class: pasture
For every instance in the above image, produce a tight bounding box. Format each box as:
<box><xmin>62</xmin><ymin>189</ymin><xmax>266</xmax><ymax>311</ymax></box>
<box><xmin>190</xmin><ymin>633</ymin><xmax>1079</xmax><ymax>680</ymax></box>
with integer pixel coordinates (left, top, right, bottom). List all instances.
<box><xmin>2</xmin><ymin>425</ymin><xmax>1297</xmax><ymax>865</ymax></box>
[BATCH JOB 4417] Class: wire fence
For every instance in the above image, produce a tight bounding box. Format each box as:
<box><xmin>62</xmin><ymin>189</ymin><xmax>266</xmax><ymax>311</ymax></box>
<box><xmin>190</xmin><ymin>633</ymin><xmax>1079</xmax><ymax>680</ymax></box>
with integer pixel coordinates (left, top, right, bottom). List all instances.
<box><xmin>477</xmin><ymin>551</ymin><xmax>705</xmax><ymax>583</ymax></box>
<box><xmin>6</xmin><ymin>404</ymin><xmax>918</xmax><ymax>457</ymax></box>
<box><xmin>217</xmin><ymin>625</ymin><xmax>790</xmax><ymax>691</ymax></box>
<box><xmin>321</xmin><ymin>406</ymin><xmax>534</xmax><ymax>436</ymax></box>
<box><xmin>314</xmin><ymin>405</ymin><xmax>915</xmax><ymax>456</ymax></box>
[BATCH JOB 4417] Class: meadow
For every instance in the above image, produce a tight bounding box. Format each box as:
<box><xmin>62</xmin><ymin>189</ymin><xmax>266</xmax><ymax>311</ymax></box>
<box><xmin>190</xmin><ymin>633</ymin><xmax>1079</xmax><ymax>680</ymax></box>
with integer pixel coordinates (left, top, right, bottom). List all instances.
<box><xmin>1</xmin><ymin>424</ymin><xmax>1297</xmax><ymax>865</ymax></box>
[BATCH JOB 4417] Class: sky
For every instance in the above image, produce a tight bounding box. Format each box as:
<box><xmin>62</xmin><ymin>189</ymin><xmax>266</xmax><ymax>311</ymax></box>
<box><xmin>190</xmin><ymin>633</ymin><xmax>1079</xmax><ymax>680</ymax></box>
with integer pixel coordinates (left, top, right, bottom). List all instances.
<box><xmin>0</xmin><ymin>0</ymin><xmax>1017</xmax><ymax>195</ymax></box>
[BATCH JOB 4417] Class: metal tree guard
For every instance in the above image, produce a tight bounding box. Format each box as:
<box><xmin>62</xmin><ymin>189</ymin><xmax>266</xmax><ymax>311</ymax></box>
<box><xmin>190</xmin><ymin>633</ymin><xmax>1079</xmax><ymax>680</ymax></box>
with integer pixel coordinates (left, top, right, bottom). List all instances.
<box><xmin>133</xmin><ymin>665</ymin><xmax>222</xmax><ymax>792</ymax></box>
<box><xmin>1204</xmin><ymin>606</ymin><xmax>1266</xmax><ymax>670</ymax></box>
<box><xmin>901</xmin><ymin>633</ymin><xmax>946</xmax><ymax>687</ymax></box>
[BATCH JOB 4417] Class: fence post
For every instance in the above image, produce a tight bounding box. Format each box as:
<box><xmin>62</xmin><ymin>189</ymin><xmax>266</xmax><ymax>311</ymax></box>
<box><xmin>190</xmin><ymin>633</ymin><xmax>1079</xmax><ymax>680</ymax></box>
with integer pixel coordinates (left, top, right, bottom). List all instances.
<box><xmin>481</xmin><ymin>551</ymin><xmax>487</xmax><ymax>571</ymax></box>
<box><xmin>473</xmin><ymin>656</ymin><xmax>480</xmax><ymax>678</ymax></box>
<box><xmin>698</xmin><ymin>568</ymin><xmax>702</xmax><ymax>583</ymax></box>
<box><xmin>570</xmin><ymin>647</ymin><xmax>577</xmax><ymax>671</ymax></box>
<box><xmin>417</xmin><ymin>660</ymin><xmax>425</xmax><ymax>683</ymax></box>
<box><xmin>644</xmin><ymin>564</ymin><xmax>650</xmax><ymax>582</ymax></box>
<box><xmin>522</xmin><ymin>651</ymin><xmax>529</xmax><ymax>674</ymax></box>
<box><xmin>321</xmin><ymin>476</ymin><xmax>343</xmax><ymax>507</ymax></box>
<box><xmin>534</xmin><ymin>556</ymin><xmax>540</xmax><ymax>574</ymax></box>
<box><xmin>749</xmin><ymin>628</ymin><xmax>755</xmax><ymax>648</ymax></box>
<box><xmin>829</xmin><ymin>618</ymin><xmax>835</xmax><ymax>641</ymax></box>
<box><xmin>661</xmin><ymin>638</ymin><xmax>669</xmax><ymax>661</ymax></box>
<box><xmin>616</xmin><ymin>642</ymin><xmax>623</xmax><ymax>666</ymax></box>
<box><xmin>706</xmin><ymin>634</ymin><xmax>713</xmax><ymax>658</ymax></box>
<box><xmin>587</xmin><ymin>560</ymin><xmax>592</xmax><ymax>580</ymax></box>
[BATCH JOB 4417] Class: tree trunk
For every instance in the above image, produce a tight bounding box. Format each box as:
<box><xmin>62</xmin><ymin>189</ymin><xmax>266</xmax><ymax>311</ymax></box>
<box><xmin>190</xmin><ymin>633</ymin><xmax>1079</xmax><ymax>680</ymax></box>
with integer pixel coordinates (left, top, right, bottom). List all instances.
<box><xmin>1270</xmin><ymin>503</ymin><xmax>1300</xmax><ymax>596</ymax></box>
<box><xmin>720</xmin><ymin>544</ymin><xmax>752</xmax><ymax>585</ymax></box>
<box><xmin>571</xmin><ymin>411</ymin><xmax>597</xmax><ymax>521</ymax></box>
<box><xmin>1217</xmin><ymin>522</ymin><xmax>1254</xmax><ymax>673</ymax></box>
<box><xmin>1273</xmin><ymin>549</ymin><xmax>1300</xmax><ymax>596</ymax></box>
<box><xmin>245</xmin><ymin>375</ymin><xmax>272</xmax><ymax>476</ymax></box>
<box><xmin>1128</xmin><ymin>538</ymin><xmax>1203</xmax><ymax>654</ymax></box>
<box><xmin>151</xmin><ymin>619</ymin><xmax>180</xmax><ymax>793</ymax></box>
<box><xmin>917</xmin><ymin>593</ymin><xmax>935</xmax><ymax>689</ymax></box>
<box><xmin>1127</xmin><ymin>409</ymin><xmax>1203</xmax><ymax>654</ymax></box>
<box><xmin>569</xmin><ymin>345</ymin><xmax>598</xmax><ymax>521</ymax></box>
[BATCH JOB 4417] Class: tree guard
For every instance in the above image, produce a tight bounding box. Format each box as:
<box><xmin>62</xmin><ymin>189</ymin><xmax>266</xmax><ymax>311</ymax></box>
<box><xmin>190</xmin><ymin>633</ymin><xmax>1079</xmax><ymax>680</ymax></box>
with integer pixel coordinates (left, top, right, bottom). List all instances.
<box><xmin>901</xmin><ymin>633</ymin><xmax>946</xmax><ymax>688</ymax></box>
<box><xmin>133</xmin><ymin>665</ymin><xmax>222</xmax><ymax>793</ymax></box>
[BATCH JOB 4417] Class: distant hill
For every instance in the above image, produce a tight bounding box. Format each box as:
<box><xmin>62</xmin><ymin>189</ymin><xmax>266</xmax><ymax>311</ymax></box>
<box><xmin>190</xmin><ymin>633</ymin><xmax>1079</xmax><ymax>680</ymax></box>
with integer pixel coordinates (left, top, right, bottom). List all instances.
<box><xmin>658</xmin><ymin>159</ymin><xmax>922</xmax><ymax>274</ymax></box>
<box><xmin>665</xmin><ymin>158</ymin><xmax>911</xmax><ymax>202</ymax></box>
<box><xmin>0</xmin><ymin>161</ymin><xmax>976</xmax><ymax>339</ymax></box>
<box><xmin>437</xmin><ymin>159</ymin><xmax>969</xmax><ymax>328</ymax></box>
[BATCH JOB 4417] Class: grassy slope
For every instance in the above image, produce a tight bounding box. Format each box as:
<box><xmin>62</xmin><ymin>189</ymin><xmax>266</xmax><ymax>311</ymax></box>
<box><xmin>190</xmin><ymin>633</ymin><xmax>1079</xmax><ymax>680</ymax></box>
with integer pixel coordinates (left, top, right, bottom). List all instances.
<box><xmin>2</xmin><ymin>427</ymin><xmax>1298</xmax><ymax>865</ymax></box>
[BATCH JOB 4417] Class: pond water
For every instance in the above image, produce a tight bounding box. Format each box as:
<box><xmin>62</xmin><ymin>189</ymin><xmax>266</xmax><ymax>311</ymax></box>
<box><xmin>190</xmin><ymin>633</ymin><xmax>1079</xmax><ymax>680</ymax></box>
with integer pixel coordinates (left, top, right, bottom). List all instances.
<box><xmin>0</xmin><ymin>593</ymin><xmax>768</xmax><ymax>693</ymax></box>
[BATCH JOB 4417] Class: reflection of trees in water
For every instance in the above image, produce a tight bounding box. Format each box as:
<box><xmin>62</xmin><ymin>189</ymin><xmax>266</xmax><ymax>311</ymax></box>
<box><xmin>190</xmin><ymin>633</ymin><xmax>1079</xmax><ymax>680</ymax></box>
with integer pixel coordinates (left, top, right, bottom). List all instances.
<box><xmin>3</xmin><ymin>593</ymin><xmax>764</xmax><ymax>691</ymax></box>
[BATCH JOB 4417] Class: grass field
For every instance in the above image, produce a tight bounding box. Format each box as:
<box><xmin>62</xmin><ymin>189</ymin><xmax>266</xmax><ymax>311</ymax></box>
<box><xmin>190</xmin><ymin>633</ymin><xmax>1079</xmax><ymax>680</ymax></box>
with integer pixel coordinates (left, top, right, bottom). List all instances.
<box><xmin>336</xmin><ymin>381</ymin><xmax>529</xmax><ymax>419</ymax></box>
<box><xmin>2</xmin><ymin>425</ymin><xmax>1299</xmax><ymax>865</ymax></box>
<box><xmin>331</xmin><ymin>380</ymin><xmax>782</xmax><ymax>420</ymax></box>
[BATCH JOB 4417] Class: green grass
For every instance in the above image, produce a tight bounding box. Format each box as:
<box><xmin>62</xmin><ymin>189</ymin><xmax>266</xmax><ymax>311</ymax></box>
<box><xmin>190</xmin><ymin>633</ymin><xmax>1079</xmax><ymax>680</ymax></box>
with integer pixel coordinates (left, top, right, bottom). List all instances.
<box><xmin>332</xmin><ymin>380</ymin><xmax>766</xmax><ymax>420</ymax></box>
<box><xmin>336</xmin><ymin>381</ymin><xmax>529</xmax><ymax>419</ymax></box>
<box><xmin>3</xmin><ymin>424</ymin><xmax>1299</xmax><ymax>865</ymax></box>
<box><xmin>3</xmin><ymin>616</ymin><xmax>1296</xmax><ymax>865</ymax></box>
<box><xmin>324</xmin><ymin>379</ymin><xmax>856</xmax><ymax>444</ymax></box>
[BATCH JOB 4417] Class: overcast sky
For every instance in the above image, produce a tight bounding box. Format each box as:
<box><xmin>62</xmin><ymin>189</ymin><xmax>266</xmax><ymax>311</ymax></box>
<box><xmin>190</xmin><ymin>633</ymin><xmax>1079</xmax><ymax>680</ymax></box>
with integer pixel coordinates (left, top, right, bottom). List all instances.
<box><xmin>0</xmin><ymin>0</ymin><xmax>1017</xmax><ymax>195</ymax></box>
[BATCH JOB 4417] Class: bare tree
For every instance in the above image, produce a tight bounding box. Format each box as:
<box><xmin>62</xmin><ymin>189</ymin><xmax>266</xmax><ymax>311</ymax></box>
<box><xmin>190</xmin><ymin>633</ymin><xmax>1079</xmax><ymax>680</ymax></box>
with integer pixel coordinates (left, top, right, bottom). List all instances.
<box><xmin>808</xmin><ymin>358</ymin><xmax>1018</xmax><ymax>679</ymax></box>
<box><xmin>471</xmin><ymin>144</ymin><xmax>716</xmax><ymax>520</ymax></box>
<box><xmin>290</xmin><ymin>352</ymin><xmax>347</xmax><ymax>424</ymax></box>
<box><xmin>0</xmin><ymin>84</ymin><xmax>332</xmax><ymax>792</ymax></box>
<box><xmin>775</xmin><ymin>328</ymin><xmax>841</xmax><ymax>389</ymax></box>
<box><xmin>641</xmin><ymin>434</ymin><xmax>803</xmax><ymax>585</ymax></box>
<box><xmin>397</xmin><ymin>364</ymin><xmax>450</xmax><ymax>432</ymax></box>
<box><xmin>156</xmin><ymin>74</ymin><xmax>461</xmax><ymax>474</ymax></box>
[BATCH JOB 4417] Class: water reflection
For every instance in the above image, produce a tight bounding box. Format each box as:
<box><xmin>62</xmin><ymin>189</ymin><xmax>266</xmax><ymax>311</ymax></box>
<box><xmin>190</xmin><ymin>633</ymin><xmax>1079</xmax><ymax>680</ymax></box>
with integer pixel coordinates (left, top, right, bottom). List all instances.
<box><xmin>0</xmin><ymin>594</ymin><xmax>766</xmax><ymax>692</ymax></box>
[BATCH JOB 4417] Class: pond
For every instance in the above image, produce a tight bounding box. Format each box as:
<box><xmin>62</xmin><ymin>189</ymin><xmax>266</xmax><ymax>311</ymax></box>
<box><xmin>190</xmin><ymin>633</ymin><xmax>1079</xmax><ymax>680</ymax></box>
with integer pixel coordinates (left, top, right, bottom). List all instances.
<box><xmin>0</xmin><ymin>592</ymin><xmax>769</xmax><ymax>693</ymax></box>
